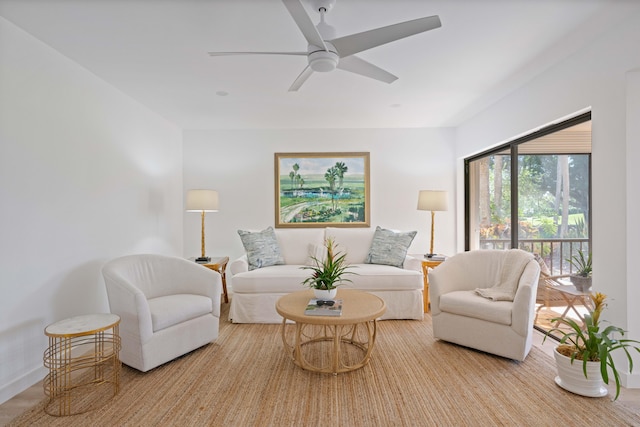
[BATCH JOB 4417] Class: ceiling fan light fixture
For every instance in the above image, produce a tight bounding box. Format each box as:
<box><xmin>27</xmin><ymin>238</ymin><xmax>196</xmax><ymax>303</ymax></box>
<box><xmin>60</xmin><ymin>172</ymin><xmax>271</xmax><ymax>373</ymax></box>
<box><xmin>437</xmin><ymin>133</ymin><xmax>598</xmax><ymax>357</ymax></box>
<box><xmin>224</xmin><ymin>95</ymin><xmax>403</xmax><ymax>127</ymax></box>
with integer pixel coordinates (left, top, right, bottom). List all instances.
<box><xmin>308</xmin><ymin>49</ymin><xmax>338</xmax><ymax>72</ymax></box>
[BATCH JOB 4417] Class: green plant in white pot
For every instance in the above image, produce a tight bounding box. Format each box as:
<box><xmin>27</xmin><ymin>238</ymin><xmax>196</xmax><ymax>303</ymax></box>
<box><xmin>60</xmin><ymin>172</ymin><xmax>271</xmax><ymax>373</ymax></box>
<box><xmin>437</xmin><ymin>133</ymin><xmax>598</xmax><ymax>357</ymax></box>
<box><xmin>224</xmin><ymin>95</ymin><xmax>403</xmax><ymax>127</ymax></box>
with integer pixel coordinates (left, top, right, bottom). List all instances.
<box><xmin>545</xmin><ymin>292</ymin><xmax>640</xmax><ymax>399</ymax></box>
<box><xmin>301</xmin><ymin>238</ymin><xmax>355</xmax><ymax>299</ymax></box>
<box><xmin>567</xmin><ymin>249</ymin><xmax>592</xmax><ymax>292</ymax></box>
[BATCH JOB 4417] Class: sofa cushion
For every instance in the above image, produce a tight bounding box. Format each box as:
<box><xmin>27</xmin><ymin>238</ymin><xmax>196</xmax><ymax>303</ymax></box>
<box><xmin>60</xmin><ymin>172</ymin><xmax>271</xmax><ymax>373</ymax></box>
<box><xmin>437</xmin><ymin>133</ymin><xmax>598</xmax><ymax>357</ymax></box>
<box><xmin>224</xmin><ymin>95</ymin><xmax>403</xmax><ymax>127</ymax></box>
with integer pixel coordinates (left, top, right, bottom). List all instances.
<box><xmin>148</xmin><ymin>294</ymin><xmax>212</xmax><ymax>332</ymax></box>
<box><xmin>348</xmin><ymin>264</ymin><xmax>422</xmax><ymax>290</ymax></box>
<box><xmin>275</xmin><ymin>228</ymin><xmax>325</xmax><ymax>265</ymax></box>
<box><xmin>232</xmin><ymin>263</ymin><xmax>422</xmax><ymax>294</ymax></box>
<box><xmin>439</xmin><ymin>290</ymin><xmax>512</xmax><ymax>325</ymax></box>
<box><xmin>325</xmin><ymin>227</ymin><xmax>375</xmax><ymax>264</ymax></box>
<box><xmin>232</xmin><ymin>265</ymin><xmax>312</xmax><ymax>294</ymax></box>
<box><xmin>366</xmin><ymin>226</ymin><xmax>417</xmax><ymax>268</ymax></box>
<box><xmin>238</xmin><ymin>227</ymin><xmax>285</xmax><ymax>270</ymax></box>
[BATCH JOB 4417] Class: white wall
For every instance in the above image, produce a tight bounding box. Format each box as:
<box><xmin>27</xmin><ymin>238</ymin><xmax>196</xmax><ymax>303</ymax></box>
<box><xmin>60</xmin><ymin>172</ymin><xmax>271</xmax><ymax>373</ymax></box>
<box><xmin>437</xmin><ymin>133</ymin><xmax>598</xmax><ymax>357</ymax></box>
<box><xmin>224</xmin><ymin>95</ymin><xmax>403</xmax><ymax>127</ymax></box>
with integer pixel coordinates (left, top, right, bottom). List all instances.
<box><xmin>626</xmin><ymin>70</ymin><xmax>640</xmax><ymax>387</ymax></box>
<box><xmin>183</xmin><ymin>128</ymin><xmax>456</xmax><ymax>264</ymax></box>
<box><xmin>0</xmin><ymin>18</ymin><xmax>184</xmax><ymax>403</ymax></box>
<box><xmin>455</xmin><ymin>11</ymin><xmax>640</xmax><ymax>386</ymax></box>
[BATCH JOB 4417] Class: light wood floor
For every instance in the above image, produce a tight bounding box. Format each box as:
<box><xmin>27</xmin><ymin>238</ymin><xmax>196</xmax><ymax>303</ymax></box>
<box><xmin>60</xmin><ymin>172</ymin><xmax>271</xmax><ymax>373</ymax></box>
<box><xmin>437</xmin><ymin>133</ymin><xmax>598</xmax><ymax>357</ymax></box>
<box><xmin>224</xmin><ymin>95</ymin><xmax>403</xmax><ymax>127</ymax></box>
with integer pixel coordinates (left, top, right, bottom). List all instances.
<box><xmin>0</xmin><ymin>382</ymin><xmax>43</xmax><ymax>426</ymax></box>
<box><xmin>1</xmin><ymin>330</ymin><xmax>638</xmax><ymax>425</ymax></box>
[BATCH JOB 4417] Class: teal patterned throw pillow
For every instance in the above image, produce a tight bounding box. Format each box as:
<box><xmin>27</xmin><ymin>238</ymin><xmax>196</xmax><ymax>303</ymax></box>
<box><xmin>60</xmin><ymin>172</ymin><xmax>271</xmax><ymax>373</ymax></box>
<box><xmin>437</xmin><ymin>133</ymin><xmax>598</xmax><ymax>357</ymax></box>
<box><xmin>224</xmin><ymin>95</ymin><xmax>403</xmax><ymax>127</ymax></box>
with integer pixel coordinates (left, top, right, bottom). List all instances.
<box><xmin>238</xmin><ymin>227</ymin><xmax>285</xmax><ymax>270</ymax></box>
<box><xmin>366</xmin><ymin>226</ymin><xmax>417</xmax><ymax>268</ymax></box>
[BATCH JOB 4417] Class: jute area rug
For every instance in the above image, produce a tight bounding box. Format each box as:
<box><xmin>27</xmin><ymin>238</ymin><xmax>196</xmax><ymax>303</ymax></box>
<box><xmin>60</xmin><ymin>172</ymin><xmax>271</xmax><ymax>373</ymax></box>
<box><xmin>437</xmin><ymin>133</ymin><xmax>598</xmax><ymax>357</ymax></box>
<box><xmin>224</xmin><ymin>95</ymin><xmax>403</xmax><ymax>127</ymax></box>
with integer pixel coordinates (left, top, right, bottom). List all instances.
<box><xmin>9</xmin><ymin>302</ymin><xmax>640</xmax><ymax>427</ymax></box>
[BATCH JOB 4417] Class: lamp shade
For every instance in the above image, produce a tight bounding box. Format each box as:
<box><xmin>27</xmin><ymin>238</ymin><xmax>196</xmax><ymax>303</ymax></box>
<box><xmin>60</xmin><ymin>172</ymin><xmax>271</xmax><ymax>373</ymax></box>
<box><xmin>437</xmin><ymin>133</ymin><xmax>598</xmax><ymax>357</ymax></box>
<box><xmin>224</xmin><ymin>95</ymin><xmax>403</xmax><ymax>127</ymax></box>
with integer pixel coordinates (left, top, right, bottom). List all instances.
<box><xmin>186</xmin><ymin>190</ymin><xmax>219</xmax><ymax>212</ymax></box>
<box><xmin>417</xmin><ymin>190</ymin><xmax>448</xmax><ymax>211</ymax></box>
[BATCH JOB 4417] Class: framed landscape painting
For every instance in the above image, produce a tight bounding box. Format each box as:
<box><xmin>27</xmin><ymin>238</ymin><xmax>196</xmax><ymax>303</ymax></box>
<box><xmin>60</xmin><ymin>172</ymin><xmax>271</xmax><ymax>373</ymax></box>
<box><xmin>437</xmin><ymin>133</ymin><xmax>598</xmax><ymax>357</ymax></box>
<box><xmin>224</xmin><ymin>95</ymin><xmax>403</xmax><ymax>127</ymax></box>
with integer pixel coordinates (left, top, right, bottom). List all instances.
<box><xmin>274</xmin><ymin>152</ymin><xmax>370</xmax><ymax>228</ymax></box>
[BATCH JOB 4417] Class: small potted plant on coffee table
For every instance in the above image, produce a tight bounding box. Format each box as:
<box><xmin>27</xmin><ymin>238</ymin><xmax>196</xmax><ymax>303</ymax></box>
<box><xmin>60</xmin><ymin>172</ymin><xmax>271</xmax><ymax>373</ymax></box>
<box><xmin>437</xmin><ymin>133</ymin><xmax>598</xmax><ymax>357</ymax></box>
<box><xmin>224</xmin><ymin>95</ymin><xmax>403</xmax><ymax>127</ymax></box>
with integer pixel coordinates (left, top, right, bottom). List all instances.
<box><xmin>301</xmin><ymin>238</ymin><xmax>355</xmax><ymax>300</ymax></box>
<box><xmin>545</xmin><ymin>292</ymin><xmax>640</xmax><ymax>399</ymax></box>
<box><xmin>567</xmin><ymin>249</ymin><xmax>592</xmax><ymax>292</ymax></box>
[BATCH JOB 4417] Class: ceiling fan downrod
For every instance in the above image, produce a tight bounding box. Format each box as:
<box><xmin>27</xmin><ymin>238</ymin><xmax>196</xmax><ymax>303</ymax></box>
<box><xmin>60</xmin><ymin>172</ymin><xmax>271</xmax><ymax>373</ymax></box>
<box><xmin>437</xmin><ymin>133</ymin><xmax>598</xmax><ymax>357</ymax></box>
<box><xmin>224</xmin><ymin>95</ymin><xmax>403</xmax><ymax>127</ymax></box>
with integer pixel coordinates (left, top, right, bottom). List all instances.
<box><xmin>309</xmin><ymin>2</ymin><xmax>338</xmax><ymax>72</ymax></box>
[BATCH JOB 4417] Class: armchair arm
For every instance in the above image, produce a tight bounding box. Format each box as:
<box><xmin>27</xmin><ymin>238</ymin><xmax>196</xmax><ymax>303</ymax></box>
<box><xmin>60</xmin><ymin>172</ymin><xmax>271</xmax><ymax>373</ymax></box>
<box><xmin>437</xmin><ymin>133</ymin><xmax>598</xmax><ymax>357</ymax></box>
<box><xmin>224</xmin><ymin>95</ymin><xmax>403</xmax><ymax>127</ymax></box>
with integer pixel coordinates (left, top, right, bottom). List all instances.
<box><xmin>177</xmin><ymin>264</ymin><xmax>222</xmax><ymax>317</ymax></box>
<box><xmin>174</xmin><ymin>262</ymin><xmax>221</xmax><ymax>295</ymax></box>
<box><xmin>428</xmin><ymin>258</ymin><xmax>472</xmax><ymax>315</ymax></box>
<box><xmin>142</xmin><ymin>257</ymin><xmax>221</xmax><ymax>315</ymax></box>
<box><xmin>102</xmin><ymin>271</ymin><xmax>154</xmax><ymax>344</ymax></box>
<box><xmin>511</xmin><ymin>260</ymin><xmax>541</xmax><ymax>336</ymax></box>
<box><xmin>160</xmin><ymin>259</ymin><xmax>221</xmax><ymax>317</ymax></box>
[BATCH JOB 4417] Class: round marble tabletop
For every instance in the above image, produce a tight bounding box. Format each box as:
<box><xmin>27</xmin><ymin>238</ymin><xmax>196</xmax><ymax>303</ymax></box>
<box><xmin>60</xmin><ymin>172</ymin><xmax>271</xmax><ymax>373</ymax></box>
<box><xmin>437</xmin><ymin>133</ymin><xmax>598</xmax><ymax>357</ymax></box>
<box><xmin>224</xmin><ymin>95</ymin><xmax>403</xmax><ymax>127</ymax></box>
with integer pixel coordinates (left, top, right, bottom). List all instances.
<box><xmin>45</xmin><ymin>313</ymin><xmax>120</xmax><ymax>337</ymax></box>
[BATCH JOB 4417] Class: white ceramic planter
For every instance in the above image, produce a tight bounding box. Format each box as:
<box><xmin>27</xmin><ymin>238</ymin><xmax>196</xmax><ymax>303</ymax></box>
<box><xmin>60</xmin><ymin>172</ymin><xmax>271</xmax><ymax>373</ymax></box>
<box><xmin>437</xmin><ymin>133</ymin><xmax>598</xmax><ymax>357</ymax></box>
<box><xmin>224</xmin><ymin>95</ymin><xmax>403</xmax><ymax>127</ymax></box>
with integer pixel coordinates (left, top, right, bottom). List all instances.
<box><xmin>553</xmin><ymin>347</ymin><xmax>607</xmax><ymax>397</ymax></box>
<box><xmin>314</xmin><ymin>288</ymin><xmax>338</xmax><ymax>300</ymax></box>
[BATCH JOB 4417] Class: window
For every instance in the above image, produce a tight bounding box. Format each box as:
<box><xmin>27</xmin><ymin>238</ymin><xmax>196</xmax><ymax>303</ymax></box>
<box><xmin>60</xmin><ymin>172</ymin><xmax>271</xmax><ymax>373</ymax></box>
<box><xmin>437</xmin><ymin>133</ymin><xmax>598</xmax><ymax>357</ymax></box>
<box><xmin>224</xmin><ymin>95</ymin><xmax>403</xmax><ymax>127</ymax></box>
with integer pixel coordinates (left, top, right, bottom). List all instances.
<box><xmin>465</xmin><ymin>113</ymin><xmax>591</xmax><ymax>275</ymax></box>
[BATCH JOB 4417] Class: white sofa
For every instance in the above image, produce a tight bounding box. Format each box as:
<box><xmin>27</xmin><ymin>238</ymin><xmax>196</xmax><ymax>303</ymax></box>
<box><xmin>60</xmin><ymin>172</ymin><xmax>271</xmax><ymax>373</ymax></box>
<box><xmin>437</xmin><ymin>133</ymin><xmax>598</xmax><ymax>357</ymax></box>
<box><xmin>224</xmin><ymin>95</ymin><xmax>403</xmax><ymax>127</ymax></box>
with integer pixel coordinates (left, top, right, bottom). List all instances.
<box><xmin>229</xmin><ymin>227</ymin><xmax>424</xmax><ymax>323</ymax></box>
<box><xmin>429</xmin><ymin>249</ymin><xmax>540</xmax><ymax>361</ymax></box>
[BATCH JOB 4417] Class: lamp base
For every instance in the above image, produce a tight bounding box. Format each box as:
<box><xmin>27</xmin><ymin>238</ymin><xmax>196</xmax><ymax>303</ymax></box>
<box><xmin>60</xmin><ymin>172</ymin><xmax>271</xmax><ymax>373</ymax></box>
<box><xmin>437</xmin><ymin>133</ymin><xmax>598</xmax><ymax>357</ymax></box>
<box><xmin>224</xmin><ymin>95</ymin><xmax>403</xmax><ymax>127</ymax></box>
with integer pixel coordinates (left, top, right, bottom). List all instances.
<box><xmin>195</xmin><ymin>256</ymin><xmax>211</xmax><ymax>263</ymax></box>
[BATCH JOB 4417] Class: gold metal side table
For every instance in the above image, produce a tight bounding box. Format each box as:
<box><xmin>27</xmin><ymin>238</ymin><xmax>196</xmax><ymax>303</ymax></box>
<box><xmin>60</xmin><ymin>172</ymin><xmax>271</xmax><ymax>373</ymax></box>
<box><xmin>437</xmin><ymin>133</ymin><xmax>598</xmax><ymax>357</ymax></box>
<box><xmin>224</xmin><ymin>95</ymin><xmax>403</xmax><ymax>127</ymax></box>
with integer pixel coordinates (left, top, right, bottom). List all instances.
<box><xmin>43</xmin><ymin>313</ymin><xmax>121</xmax><ymax>416</ymax></box>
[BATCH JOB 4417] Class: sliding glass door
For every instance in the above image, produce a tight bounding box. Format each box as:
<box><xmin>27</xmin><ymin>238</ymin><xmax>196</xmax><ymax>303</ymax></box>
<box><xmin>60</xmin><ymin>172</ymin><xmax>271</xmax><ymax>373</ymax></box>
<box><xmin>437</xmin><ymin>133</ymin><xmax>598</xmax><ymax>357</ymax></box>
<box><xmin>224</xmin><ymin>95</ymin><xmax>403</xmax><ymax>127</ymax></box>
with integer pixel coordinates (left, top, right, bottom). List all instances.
<box><xmin>465</xmin><ymin>113</ymin><xmax>591</xmax><ymax>276</ymax></box>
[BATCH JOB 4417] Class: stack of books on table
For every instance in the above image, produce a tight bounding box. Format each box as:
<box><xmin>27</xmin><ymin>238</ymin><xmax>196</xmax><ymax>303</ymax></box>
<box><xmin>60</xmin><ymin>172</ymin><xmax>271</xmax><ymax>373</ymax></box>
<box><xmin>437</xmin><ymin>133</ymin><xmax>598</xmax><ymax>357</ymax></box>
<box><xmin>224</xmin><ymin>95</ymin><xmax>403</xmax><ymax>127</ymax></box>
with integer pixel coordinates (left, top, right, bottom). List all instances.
<box><xmin>304</xmin><ymin>299</ymin><xmax>343</xmax><ymax>316</ymax></box>
<box><xmin>425</xmin><ymin>254</ymin><xmax>446</xmax><ymax>261</ymax></box>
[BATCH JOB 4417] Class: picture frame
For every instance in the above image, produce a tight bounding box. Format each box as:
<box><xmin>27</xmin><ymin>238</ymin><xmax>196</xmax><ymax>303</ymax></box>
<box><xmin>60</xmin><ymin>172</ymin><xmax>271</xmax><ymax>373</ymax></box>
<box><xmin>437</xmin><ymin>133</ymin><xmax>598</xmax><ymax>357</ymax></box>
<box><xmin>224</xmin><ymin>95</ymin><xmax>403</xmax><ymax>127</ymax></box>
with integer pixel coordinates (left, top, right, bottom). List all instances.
<box><xmin>274</xmin><ymin>152</ymin><xmax>370</xmax><ymax>228</ymax></box>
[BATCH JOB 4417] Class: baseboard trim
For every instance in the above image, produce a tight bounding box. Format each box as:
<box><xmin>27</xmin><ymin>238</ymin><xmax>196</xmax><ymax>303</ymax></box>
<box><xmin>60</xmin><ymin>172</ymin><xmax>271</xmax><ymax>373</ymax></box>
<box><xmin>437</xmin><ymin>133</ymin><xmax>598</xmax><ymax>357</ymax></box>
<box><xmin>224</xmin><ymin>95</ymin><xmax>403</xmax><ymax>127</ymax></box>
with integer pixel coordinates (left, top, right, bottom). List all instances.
<box><xmin>0</xmin><ymin>366</ymin><xmax>46</xmax><ymax>405</ymax></box>
<box><xmin>622</xmin><ymin>371</ymin><xmax>640</xmax><ymax>389</ymax></box>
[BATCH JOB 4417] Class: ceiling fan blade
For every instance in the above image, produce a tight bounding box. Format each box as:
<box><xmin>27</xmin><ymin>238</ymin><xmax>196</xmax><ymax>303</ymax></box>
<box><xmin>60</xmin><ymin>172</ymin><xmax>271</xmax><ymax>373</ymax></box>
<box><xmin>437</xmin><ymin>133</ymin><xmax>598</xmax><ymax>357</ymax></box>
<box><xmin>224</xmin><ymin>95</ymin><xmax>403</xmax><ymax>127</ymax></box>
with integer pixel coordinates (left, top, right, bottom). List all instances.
<box><xmin>337</xmin><ymin>55</ymin><xmax>397</xmax><ymax>84</ymax></box>
<box><xmin>288</xmin><ymin>65</ymin><xmax>314</xmax><ymax>92</ymax></box>
<box><xmin>282</xmin><ymin>0</ymin><xmax>328</xmax><ymax>51</ymax></box>
<box><xmin>331</xmin><ymin>15</ymin><xmax>441</xmax><ymax>58</ymax></box>
<box><xmin>208</xmin><ymin>51</ymin><xmax>307</xmax><ymax>57</ymax></box>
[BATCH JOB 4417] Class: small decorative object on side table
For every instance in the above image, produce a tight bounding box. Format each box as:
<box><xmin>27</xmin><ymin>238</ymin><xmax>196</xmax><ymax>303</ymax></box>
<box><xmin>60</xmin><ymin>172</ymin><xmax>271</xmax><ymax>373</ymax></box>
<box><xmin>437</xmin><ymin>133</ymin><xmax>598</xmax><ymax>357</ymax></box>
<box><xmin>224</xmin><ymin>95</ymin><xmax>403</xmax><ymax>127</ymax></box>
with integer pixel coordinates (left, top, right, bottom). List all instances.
<box><xmin>194</xmin><ymin>256</ymin><xmax>230</xmax><ymax>303</ymax></box>
<box><xmin>43</xmin><ymin>314</ymin><xmax>121</xmax><ymax>416</ymax></box>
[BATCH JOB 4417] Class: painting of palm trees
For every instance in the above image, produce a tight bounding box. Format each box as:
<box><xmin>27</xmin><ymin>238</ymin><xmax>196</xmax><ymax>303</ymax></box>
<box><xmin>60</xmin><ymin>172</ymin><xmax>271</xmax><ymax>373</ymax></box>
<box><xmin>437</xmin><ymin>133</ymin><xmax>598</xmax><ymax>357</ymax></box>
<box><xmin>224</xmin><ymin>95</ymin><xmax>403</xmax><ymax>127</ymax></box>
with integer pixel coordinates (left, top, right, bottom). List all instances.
<box><xmin>275</xmin><ymin>152</ymin><xmax>370</xmax><ymax>228</ymax></box>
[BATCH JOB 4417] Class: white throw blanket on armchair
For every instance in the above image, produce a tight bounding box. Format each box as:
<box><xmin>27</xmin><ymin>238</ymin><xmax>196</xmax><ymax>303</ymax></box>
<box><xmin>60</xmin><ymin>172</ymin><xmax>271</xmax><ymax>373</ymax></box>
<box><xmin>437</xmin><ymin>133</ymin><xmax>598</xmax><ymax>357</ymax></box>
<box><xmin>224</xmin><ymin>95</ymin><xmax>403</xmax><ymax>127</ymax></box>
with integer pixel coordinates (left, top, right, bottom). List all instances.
<box><xmin>475</xmin><ymin>250</ymin><xmax>534</xmax><ymax>301</ymax></box>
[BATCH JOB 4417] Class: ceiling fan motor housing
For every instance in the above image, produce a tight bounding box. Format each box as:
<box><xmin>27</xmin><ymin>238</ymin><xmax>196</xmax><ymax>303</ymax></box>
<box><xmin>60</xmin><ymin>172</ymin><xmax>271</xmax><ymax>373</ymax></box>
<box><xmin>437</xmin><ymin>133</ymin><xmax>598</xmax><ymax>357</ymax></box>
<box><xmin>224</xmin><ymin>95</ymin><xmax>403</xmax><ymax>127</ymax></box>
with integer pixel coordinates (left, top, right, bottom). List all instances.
<box><xmin>311</xmin><ymin>0</ymin><xmax>336</xmax><ymax>13</ymax></box>
<box><xmin>308</xmin><ymin>44</ymin><xmax>338</xmax><ymax>72</ymax></box>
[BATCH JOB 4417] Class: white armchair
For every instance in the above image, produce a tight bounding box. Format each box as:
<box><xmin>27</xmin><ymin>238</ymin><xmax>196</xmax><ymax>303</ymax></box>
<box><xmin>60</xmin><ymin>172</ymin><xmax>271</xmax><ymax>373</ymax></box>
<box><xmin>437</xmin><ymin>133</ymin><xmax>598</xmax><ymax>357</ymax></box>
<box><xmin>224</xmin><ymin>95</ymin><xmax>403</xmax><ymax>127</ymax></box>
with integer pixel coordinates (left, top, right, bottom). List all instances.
<box><xmin>102</xmin><ymin>254</ymin><xmax>222</xmax><ymax>372</ymax></box>
<box><xmin>429</xmin><ymin>250</ymin><xmax>540</xmax><ymax>361</ymax></box>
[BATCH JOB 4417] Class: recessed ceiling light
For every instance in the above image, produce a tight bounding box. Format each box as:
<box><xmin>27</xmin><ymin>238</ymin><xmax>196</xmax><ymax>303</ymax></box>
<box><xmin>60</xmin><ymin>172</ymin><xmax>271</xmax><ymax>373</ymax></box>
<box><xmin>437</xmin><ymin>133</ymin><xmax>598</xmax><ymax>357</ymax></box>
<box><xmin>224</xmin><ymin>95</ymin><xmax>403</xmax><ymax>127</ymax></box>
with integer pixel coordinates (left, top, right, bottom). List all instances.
<box><xmin>216</xmin><ymin>91</ymin><xmax>229</xmax><ymax>97</ymax></box>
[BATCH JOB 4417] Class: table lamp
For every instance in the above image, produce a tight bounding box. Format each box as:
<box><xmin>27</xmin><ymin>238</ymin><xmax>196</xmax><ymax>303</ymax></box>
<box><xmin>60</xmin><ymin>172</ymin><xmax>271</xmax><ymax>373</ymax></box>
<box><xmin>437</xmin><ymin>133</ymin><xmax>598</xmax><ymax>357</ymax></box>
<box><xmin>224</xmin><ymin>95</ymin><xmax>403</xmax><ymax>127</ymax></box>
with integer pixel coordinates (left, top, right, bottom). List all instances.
<box><xmin>417</xmin><ymin>190</ymin><xmax>448</xmax><ymax>258</ymax></box>
<box><xmin>186</xmin><ymin>189</ymin><xmax>219</xmax><ymax>262</ymax></box>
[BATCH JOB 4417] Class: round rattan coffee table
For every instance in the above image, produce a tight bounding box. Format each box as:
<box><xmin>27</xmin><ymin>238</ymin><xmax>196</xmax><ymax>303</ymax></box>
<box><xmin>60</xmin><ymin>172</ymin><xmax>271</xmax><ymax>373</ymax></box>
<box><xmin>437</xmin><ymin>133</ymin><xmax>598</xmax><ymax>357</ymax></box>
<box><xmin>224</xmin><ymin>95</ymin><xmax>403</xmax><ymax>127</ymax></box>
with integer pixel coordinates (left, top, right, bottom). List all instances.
<box><xmin>275</xmin><ymin>289</ymin><xmax>386</xmax><ymax>375</ymax></box>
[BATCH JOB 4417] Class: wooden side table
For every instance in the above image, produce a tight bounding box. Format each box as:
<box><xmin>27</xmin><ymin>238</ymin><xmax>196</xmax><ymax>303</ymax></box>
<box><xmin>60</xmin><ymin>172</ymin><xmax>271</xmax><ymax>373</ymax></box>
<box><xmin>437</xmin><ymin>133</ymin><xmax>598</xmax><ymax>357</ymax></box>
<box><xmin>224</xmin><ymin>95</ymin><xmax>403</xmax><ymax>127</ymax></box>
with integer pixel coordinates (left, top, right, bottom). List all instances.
<box><xmin>421</xmin><ymin>258</ymin><xmax>446</xmax><ymax>313</ymax></box>
<box><xmin>550</xmin><ymin>282</ymin><xmax>593</xmax><ymax>328</ymax></box>
<box><xmin>43</xmin><ymin>314</ymin><xmax>121</xmax><ymax>416</ymax></box>
<box><xmin>196</xmin><ymin>256</ymin><xmax>230</xmax><ymax>303</ymax></box>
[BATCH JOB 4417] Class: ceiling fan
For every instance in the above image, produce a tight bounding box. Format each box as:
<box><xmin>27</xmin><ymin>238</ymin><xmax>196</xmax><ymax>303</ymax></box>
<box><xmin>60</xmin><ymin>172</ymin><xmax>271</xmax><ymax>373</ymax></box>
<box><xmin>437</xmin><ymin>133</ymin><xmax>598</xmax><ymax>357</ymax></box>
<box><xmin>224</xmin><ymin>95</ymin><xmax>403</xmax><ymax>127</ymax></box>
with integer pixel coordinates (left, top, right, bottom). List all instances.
<box><xmin>208</xmin><ymin>0</ymin><xmax>441</xmax><ymax>91</ymax></box>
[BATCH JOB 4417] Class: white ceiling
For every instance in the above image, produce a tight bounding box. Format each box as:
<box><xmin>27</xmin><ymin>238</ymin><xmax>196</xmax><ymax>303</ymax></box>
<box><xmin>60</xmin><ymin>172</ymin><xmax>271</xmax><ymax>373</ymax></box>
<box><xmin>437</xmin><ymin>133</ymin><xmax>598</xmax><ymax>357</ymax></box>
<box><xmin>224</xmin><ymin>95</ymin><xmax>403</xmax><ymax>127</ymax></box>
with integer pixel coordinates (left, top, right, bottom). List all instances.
<box><xmin>1</xmin><ymin>0</ymin><xmax>638</xmax><ymax>130</ymax></box>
